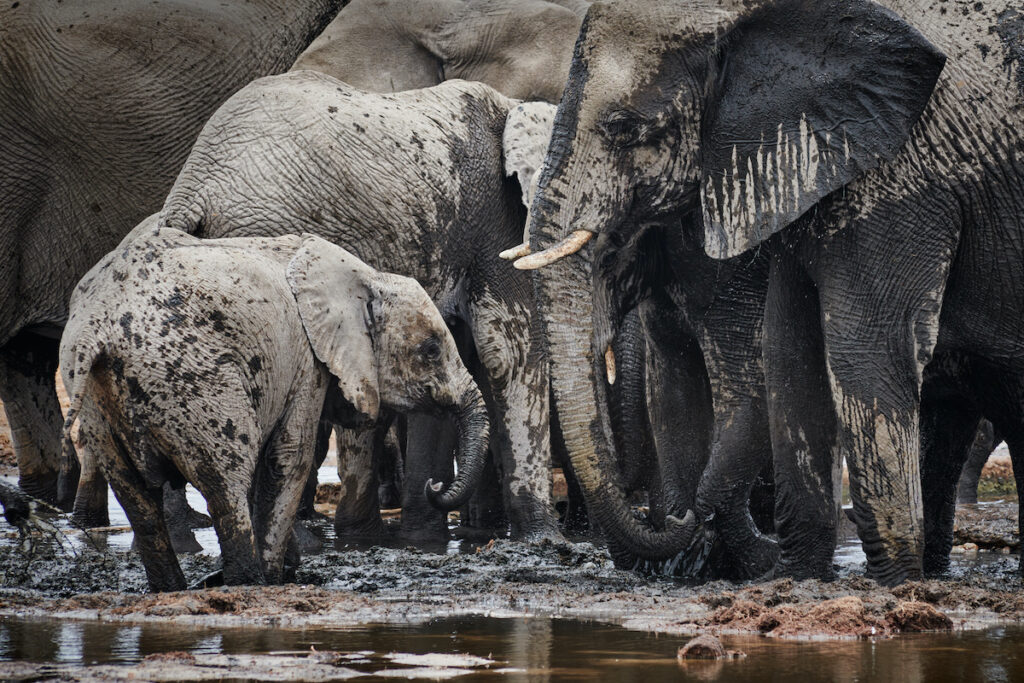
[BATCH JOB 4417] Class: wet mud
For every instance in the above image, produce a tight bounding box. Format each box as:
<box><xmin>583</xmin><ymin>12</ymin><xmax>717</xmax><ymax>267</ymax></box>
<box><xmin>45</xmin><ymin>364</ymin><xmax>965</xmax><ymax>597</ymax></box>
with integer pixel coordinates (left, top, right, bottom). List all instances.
<box><xmin>1</xmin><ymin>506</ymin><xmax>1022</xmax><ymax>641</ymax></box>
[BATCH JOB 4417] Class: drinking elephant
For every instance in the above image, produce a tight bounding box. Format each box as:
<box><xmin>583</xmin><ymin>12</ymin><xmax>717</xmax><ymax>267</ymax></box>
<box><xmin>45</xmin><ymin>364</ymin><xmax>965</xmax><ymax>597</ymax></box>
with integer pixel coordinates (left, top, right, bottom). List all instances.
<box><xmin>292</xmin><ymin>0</ymin><xmax>589</xmax><ymax>103</ymax></box>
<box><xmin>0</xmin><ymin>0</ymin><xmax>345</xmax><ymax>507</ymax></box>
<box><xmin>60</xmin><ymin>229</ymin><xmax>488</xmax><ymax>592</ymax></box>
<box><xmin>515</xmin><ymin>0</ymin><xmax>1023</xmax><ymax>584</ymax></box>
<box><xmin>151</xmin><ymin>75</ymin><xmax>563</xmax><ymax>543</ymax></box>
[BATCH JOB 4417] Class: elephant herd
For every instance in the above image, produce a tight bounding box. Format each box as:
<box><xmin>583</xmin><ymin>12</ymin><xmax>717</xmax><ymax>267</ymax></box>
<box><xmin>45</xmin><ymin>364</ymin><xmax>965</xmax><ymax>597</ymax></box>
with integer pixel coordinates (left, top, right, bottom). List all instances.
<box><xmin>1</xmin><ymin>0</ymin><xmax>1021</xmax><ymax>591</ymax></box>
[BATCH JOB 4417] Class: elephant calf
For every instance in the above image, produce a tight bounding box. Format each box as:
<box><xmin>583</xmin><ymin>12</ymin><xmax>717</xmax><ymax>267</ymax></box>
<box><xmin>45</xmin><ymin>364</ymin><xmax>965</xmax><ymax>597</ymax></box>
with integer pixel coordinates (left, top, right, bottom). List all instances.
<box><xmin>59</xmin><ymin>229</ymin><xmax>488</xmax><ymax>592</ymax></box>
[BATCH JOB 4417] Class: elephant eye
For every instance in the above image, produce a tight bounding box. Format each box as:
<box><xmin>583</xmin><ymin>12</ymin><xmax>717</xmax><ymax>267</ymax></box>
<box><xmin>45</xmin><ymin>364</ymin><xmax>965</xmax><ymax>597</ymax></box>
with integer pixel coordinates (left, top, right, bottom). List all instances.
<box><xmin>419</xmin><ymin>336</ymin><xmax>442</xmax><ymax>362</ymax></box>
<box><xmin>599</xmin><ymin>109</ymin><xmax>668</xmax><ymax>148</ymax></box>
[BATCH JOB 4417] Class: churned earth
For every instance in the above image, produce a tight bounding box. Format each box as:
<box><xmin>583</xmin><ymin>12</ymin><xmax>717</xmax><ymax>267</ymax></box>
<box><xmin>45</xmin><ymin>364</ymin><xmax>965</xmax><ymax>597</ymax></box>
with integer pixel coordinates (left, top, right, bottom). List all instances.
<box><xmin>0</xmin><ymin>499</ymin><xmax>1022</xmax><ymax>641</ymax></box>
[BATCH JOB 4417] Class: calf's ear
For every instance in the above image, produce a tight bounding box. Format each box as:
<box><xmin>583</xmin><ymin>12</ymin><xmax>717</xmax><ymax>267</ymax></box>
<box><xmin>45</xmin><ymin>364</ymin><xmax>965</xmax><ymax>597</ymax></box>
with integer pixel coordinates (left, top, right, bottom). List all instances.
<box><xmin>700</xmin><ymin>0</ymin><xmax>945</xmax><ymax>259</ymax></box>
<box><xmin>287</xmin><ymin>235</ymin><xmax>380</xmax><ymax>421</ymax></box>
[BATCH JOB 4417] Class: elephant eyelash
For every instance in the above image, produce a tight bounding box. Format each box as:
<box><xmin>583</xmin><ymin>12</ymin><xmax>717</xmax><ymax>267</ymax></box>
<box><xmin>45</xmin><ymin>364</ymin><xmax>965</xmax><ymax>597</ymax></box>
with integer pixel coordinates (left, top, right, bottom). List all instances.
<box><xmin>599</xmin><ymin>110</ymin><xmax>670</xmax><ymax>148</ymax></box>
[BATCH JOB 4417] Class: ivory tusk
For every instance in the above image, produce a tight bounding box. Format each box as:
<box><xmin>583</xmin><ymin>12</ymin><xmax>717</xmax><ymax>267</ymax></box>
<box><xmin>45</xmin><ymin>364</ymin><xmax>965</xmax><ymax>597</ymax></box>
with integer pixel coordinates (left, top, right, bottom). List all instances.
<box><xmin>513</xmin><ymin>230</ymin><xmax>594</xmax><ymax>270</ymax></box>
<box><xmin>605</xmin><ymin>345</ymin><xmax>617</xmax><ymax>385</ymax></box>
<box><xmin>498</xmin><ymin>243</ymin><xmax>532</xmax><ymax>260</ymax></box>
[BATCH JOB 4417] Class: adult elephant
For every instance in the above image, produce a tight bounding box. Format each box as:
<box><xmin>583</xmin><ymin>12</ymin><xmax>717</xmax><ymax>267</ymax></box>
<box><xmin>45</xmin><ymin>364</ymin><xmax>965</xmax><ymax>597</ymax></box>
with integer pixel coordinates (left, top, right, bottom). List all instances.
<box><xmin>516</xmin><ymin>0</ymin><xmax>1023</xmax><ymax>584</ymax></box>
<box><xmin>0</xmin><ymin>0</ymin><xmax>345</xmax><ymax>507</ymax></box>
<box><xmin>157</xmin><ymin>76</ymin><xmax>564</xmax><ymax>543</ymax></box>
<box><xmin>292</xmin><ymin>0</ymin><xmax>588</xmax><ymax>102</ymax></box>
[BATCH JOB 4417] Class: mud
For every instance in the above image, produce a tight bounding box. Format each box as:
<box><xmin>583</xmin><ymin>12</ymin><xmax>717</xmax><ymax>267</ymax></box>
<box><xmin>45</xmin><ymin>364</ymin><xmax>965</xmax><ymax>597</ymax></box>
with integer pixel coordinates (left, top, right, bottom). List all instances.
<box><xmin>954</xmin><ymin>501</ymin><xmax>1019</xmax><ymax>550</ymax></box>
<box><xmin>1</xmin><ymin>503</ymin><xmax>1023</xmax><ymax>643</ymax></box>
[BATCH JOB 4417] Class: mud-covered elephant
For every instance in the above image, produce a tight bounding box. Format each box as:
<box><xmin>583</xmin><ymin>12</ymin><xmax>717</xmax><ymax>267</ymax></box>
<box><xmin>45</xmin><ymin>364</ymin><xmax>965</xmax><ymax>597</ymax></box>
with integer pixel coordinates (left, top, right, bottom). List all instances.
<box><xmin>292</xmin><ymin>0</ymin><xmax>588</xmax><ymax>102</ymax></box>
<box><xmin>516</xmin><ymin>0</ymin><xmax>1024</xmax><ymax>584</ymax></box>
<box><xmin>60</xmin><ymin>229</ymin><xmax>488</xmax><ymax>592</ymax></box>
<box><xmin>0</xmin><ymin>0</ymin><xmax>344</xmax><ymax>508</ymax></box>
<box><xmin>151</xmin><ymin>75</ymin><xmax>562</xmax><ymax>543</ymax></box>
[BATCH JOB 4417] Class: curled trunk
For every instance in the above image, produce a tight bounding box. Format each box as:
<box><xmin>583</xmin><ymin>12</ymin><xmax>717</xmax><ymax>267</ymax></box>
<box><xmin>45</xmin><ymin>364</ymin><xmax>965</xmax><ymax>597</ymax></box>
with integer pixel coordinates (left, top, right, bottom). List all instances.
<box><xmin>530</xmin><ymin>239</ymin><xmax>695</xmax><ymax>559</ymax></box>
<box><xmin>425</xmin><ymin>384</ymin><xmax>490</xmax><ymax>511</ymax></box>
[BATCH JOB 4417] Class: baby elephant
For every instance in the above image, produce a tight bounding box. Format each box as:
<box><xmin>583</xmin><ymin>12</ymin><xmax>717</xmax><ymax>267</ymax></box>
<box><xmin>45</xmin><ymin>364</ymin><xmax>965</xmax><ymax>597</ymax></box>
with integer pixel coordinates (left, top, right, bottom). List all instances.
<box><xmin>59</xmin><ymin>228</ymin><xmax>488</xmax><ymax>591</ymax></box>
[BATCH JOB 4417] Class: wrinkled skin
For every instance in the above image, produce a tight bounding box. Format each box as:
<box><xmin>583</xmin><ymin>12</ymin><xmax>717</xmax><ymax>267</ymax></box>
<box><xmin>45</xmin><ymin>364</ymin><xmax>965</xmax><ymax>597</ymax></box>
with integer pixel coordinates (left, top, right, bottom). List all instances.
<box><xmin>292</xmin><ymin>0</ymin><xmax>588</xmax><ymax>103</ymax></box>
<box><xmin>0</xmin><ymin>0</ymin><xmax>345</xmax><ymax>508</ymax></box>
<box><xmin>159</xmin><ymin>76</ymin><xmax>562</xmax><ymax>544</ymax></box>
<box><xmin>290</xmin><ymin>0</ymin><xmax>590</xmax><ymax>542</ymax></box>
<box><xmin>954</xmin><ymin>420</ymin><xmax>1002</xmax><ymax>505</ymax></box>
<box><xmin>522</xmin><ymin>0</ymin><xmax>1023</xmax><ymax>585</ymax></box>
<box><xmin>60</xmin><ymin>229</ymin><xmax>488</xmax><ymax>592</ymax></box>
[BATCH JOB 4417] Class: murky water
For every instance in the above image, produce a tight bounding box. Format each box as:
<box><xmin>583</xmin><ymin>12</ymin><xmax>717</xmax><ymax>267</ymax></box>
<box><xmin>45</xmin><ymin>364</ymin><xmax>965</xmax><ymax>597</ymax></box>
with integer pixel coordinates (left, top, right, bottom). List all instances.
<box><xmin>1</xmin><ymin>615</ymin><xmax>1023</xmax><ymax>681</ymax></box>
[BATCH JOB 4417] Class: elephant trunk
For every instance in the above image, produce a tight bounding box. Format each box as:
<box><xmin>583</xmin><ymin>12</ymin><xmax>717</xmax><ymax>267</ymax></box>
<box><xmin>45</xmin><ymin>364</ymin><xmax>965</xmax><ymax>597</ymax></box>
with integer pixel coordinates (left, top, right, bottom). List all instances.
<box><xmin>529</xmin><ymin>225</ymin><xmax>695</xmax><ymax>559</ymax></box>
<box><xmin>424</xmin><ymin>381</ymin><xmax>490</xmax><ymax>512</ymax></box>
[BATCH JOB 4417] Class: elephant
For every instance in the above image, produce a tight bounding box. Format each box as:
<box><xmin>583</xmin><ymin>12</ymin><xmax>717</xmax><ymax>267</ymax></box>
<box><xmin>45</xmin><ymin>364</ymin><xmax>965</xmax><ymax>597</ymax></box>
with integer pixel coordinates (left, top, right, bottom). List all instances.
<box><xmin>954</xmin><ymin>420</ymin><xmax>1003</xmax><ymax>504</ymax></box>
<box><xmin>514</xmin><ymin>0</ymin><xmax>1023</xmax><ymax>584</ymax></box>
<box><xmin>292</xmin><ymin>0</ymin><xmax>588</xmax><ymax>103</ymax></box>
<box><xmin>155</xmin><ymin>75</ymin><xmax>564</xmax><ymax>544</ymax></box>
<box><xmin>0</xmin><ymin>0</ymin><xmax>345</xmax><ymax>508</ymax></box>
<box><xmin>288</xmin><ymin>0</ymin><xmax>596</xmax><ymax>542</ymax></box>
<box><xmin>59</xmin><ymin>228</ymin><xmax>489</xmax><ymax>591</ymax></box>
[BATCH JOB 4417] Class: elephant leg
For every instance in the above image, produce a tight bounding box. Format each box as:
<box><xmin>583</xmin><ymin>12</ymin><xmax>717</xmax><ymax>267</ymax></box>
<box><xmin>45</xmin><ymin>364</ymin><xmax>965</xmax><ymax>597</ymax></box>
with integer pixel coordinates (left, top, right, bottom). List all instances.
<box><xmin>162</xmin><ymin>481</ymin><xmax>203</xmax><ymax>554</ymax></box>
<box><xmin>334</xmin><ymin>424</ymin><xmax>389</xmax><ymax>541</ymax></box>
<box><xmin>820</xmin><ymin>302</ymin><xmax>943</xmax><ymax>584</ymax></box>
<box><xmin>376</xmin><ymin>424</ymin><xmax>403</xmax><ymax>509</ymax></box>
<box><xmin>955</xmin><ymin>419</ymin><xmax>998</xmax><ymax>504</ymax></box>
<box><xmin>0</xmin><ymin>333</ymin><xmax>65</xmax><ymax>506</ymax></box>
<box><xmin>920</xmin><ymin>395</ymin><xmax>981</xmax><ymax>575</ymax></box>
<box><xmin>189</xmin><ymin>438</ymin><xmax>263</xmax><ymax>586</ymax></box>
<box><xmin>252</xmin><ymin>410</ymin><xmax>317</xmax><ymax>584</ymax></box>
<box><xmin>467</xmin><ymin>298</ymin><xmax>561</xmax><ymax>543</ymax></box>
<box><xmin>641</xmin><ymin>297</ymin><xmax>711</xmax><ymax>523</ymax></box>
<box><xmin>559</xmin><ymin>455</ymin><xmax>591</xmax><ymax>534</ymax></box>
<box><xmin>398</xmin><ymin>413</ymin><xmax>453</xmax><ymax>544</ymax></box>
<box><xmin>299</xmin><ymin>419</ymin><xmax>332</xmax><ymax>520</ymax></box>
<box><xmin>82</xmin><ymin>404</ymin><xmax>183</xmax><ymax>592</ymax></box>
<box><xmin>1007</xmin><ymin>433</ymin><xmax>1024</xmax><ymax>577</ymax></box>
<box><xmin>71</xmin><ymin>442</ymin><xmax>111</xmax><ymax>528</ymax></box>
<box><xmin>459</xmin><ymin>448</ymin><xmax>508</xmax><ymax>537</ymax></box>
<box><xmin>763</xmin><ymin>254</ymin><xmax>840</xmax><ymax>581</ymax></box>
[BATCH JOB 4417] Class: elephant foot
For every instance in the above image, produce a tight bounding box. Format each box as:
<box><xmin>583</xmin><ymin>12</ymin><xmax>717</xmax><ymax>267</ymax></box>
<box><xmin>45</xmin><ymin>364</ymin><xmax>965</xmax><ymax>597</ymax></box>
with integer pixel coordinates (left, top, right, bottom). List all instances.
<box><xmin>17</xmin><ymin>474</ymin><xmax>59</xmax><ymax>508</ymax></box>
<box><xmin>514</xmin><ymin>525</ymin><xmax>567</xmax><ymax>546</ymax></box>
<box><xmin>189</xmin><ymin>570</ymin><xmax>224</xmax><ymax>590</ymax></box>
<box><xmin>378</xmin><ymin>482</ymin><xmax>402</xmax><ymax>510</ymax></box>
<box><xmin>775</xmin><ymin>556</ymin><xmax>838</xmax><ymax>582</ymax></box>
<box><xmin>71</xmin><ymin>502</ymin><xmax>110</xmax><ymax>529</ymax></box>
<box><xmin>864</xmin><ymin>559</ymin><xmax>922</xmax><ymax>587</ymax></box>
<box><xmin>730</xmin><ymin>535</ymin><xmax>781</xmax><ymax>581</ymax></box>
<box><xmin>335</xmin><ymin>517</ymin><xmax>390</xmax><ymax>544</ymax></box>
<box><xmin>292</xmin><ymin>520</ymin><xmax>323</xmax><ymax>554</ymax></box>
<box><xmin>169</xmin><ymin>528</ymin><xmax>203</xmax><ymax>555</ymax></box>
<box><xmin>186</xmin><ymin>506</ymin><xmax>213</xmax><ymax>529</ymax></box>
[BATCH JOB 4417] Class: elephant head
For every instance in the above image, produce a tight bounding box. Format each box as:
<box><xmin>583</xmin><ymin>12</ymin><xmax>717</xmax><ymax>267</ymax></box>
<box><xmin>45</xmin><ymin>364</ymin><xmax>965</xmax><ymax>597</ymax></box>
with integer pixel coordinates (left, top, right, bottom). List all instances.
<box><xmin>287</xmin><ymin>235</ymin><xmax>490</xmax><ymax>511</ymax></box>
<box><xmin>512</xmin><ymin>0</ymin><xmax>944</xmax><ymax>559</ymax></box>
<box><xmin>291</xmin><ymin>0</ymin><xmax>588</xmax><ymax>103</ymax></box>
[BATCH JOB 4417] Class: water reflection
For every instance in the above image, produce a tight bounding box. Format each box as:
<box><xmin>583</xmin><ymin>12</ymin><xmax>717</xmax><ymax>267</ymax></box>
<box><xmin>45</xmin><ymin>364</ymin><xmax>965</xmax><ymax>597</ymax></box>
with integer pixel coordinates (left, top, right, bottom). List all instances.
<box><xmin>2</xmin><ymin>616</ymin><xmax>1024</xmax><ymax>682</ymax></box>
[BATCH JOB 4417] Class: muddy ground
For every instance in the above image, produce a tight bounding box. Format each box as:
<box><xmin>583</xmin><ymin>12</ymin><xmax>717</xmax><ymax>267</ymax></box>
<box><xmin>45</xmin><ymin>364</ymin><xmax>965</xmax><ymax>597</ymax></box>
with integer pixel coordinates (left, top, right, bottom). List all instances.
<box><xmin>1</xmin><ymin>501</ymin><xmax>1022</xmax><ymax>643</ymax></box>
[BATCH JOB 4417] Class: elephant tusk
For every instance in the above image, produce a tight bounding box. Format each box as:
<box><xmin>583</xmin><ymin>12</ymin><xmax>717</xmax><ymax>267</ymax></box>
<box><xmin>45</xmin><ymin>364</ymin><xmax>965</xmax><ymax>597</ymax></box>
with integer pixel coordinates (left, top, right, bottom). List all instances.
<box><xmin>604</xmin><ymin>345</ymin><xmax>616</xmax><ymax>385</ymax></box>
<box><xmin>513</xmin><ymin>230</ymin><xmax>594</xmax><ymax>270</ymax></box>
<box><xmin>498</xmin><ymin>243</ymin><xmax>531</xmax><ymax>260</ymax></box>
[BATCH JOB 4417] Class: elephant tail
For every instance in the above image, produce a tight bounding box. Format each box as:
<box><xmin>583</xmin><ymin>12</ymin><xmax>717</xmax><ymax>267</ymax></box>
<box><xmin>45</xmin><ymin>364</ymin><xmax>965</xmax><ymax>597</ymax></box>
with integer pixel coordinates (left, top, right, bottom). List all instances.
<box><xmin>58</xmin><ymin>343</ymin><xmax>106</xmax><ymax>508</ymax></box>
<box><xmin>158</xmin><ymin>193</ymin><xmax>209</xmax><ymax>237</ymax></box>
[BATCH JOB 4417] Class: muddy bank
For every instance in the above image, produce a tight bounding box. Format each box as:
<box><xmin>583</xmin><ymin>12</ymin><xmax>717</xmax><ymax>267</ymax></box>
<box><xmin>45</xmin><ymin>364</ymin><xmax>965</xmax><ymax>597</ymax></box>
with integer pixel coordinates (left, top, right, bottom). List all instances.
<box><xmin>1</xmin><ymin>510</ymin><xmax>1022</xmax><ymax>642</ymax></box>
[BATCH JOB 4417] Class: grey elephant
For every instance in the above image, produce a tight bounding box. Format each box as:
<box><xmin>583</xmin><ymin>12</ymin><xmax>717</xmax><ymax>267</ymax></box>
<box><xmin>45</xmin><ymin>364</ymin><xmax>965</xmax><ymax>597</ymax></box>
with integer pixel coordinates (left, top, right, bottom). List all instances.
<box><xmin>289</xmin><ymin>0</ymin><xmax>597</xmax><ymax>541</ymax></box>
<box><xmin>60</xmin><ymin>229</ymin><xmax>488</xmax><ymax>592</ymax></box>
<box><xmin>154</xmin><ymin>75</ymin><xmax>563</xmax><ymax>543</ymax></box>
<box><xmin>516</xmin><ymin>0</ymin><xmax>1023</xmax><ymax>584</ymax></box>
<box><xmin>0</xmin><ymin>0</ymin><xmax>344</xmax><ymax>508</ymax></box>
<box><xmin>292</xmin><ymin>0</ymin><xmax>588</xmax><ymax>102</ymax></box>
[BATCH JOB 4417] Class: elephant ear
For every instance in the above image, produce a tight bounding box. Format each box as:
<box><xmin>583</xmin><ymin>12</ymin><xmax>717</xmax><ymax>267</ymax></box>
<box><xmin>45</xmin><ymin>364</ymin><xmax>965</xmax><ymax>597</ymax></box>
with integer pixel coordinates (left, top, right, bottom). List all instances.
<box><xmin>700</xmin><ymin>0</ymin><xmax>946</xmax><ymax>259</ymax></box>
<box><xmin>503</xmin><ymin>101</ymin><xmax>558</xmax><ymax>209</ymax></box>
<box><xmin>287</xmin><ymin>235</ymin><xmax>381</xmax><ymax>420</ymax></box>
